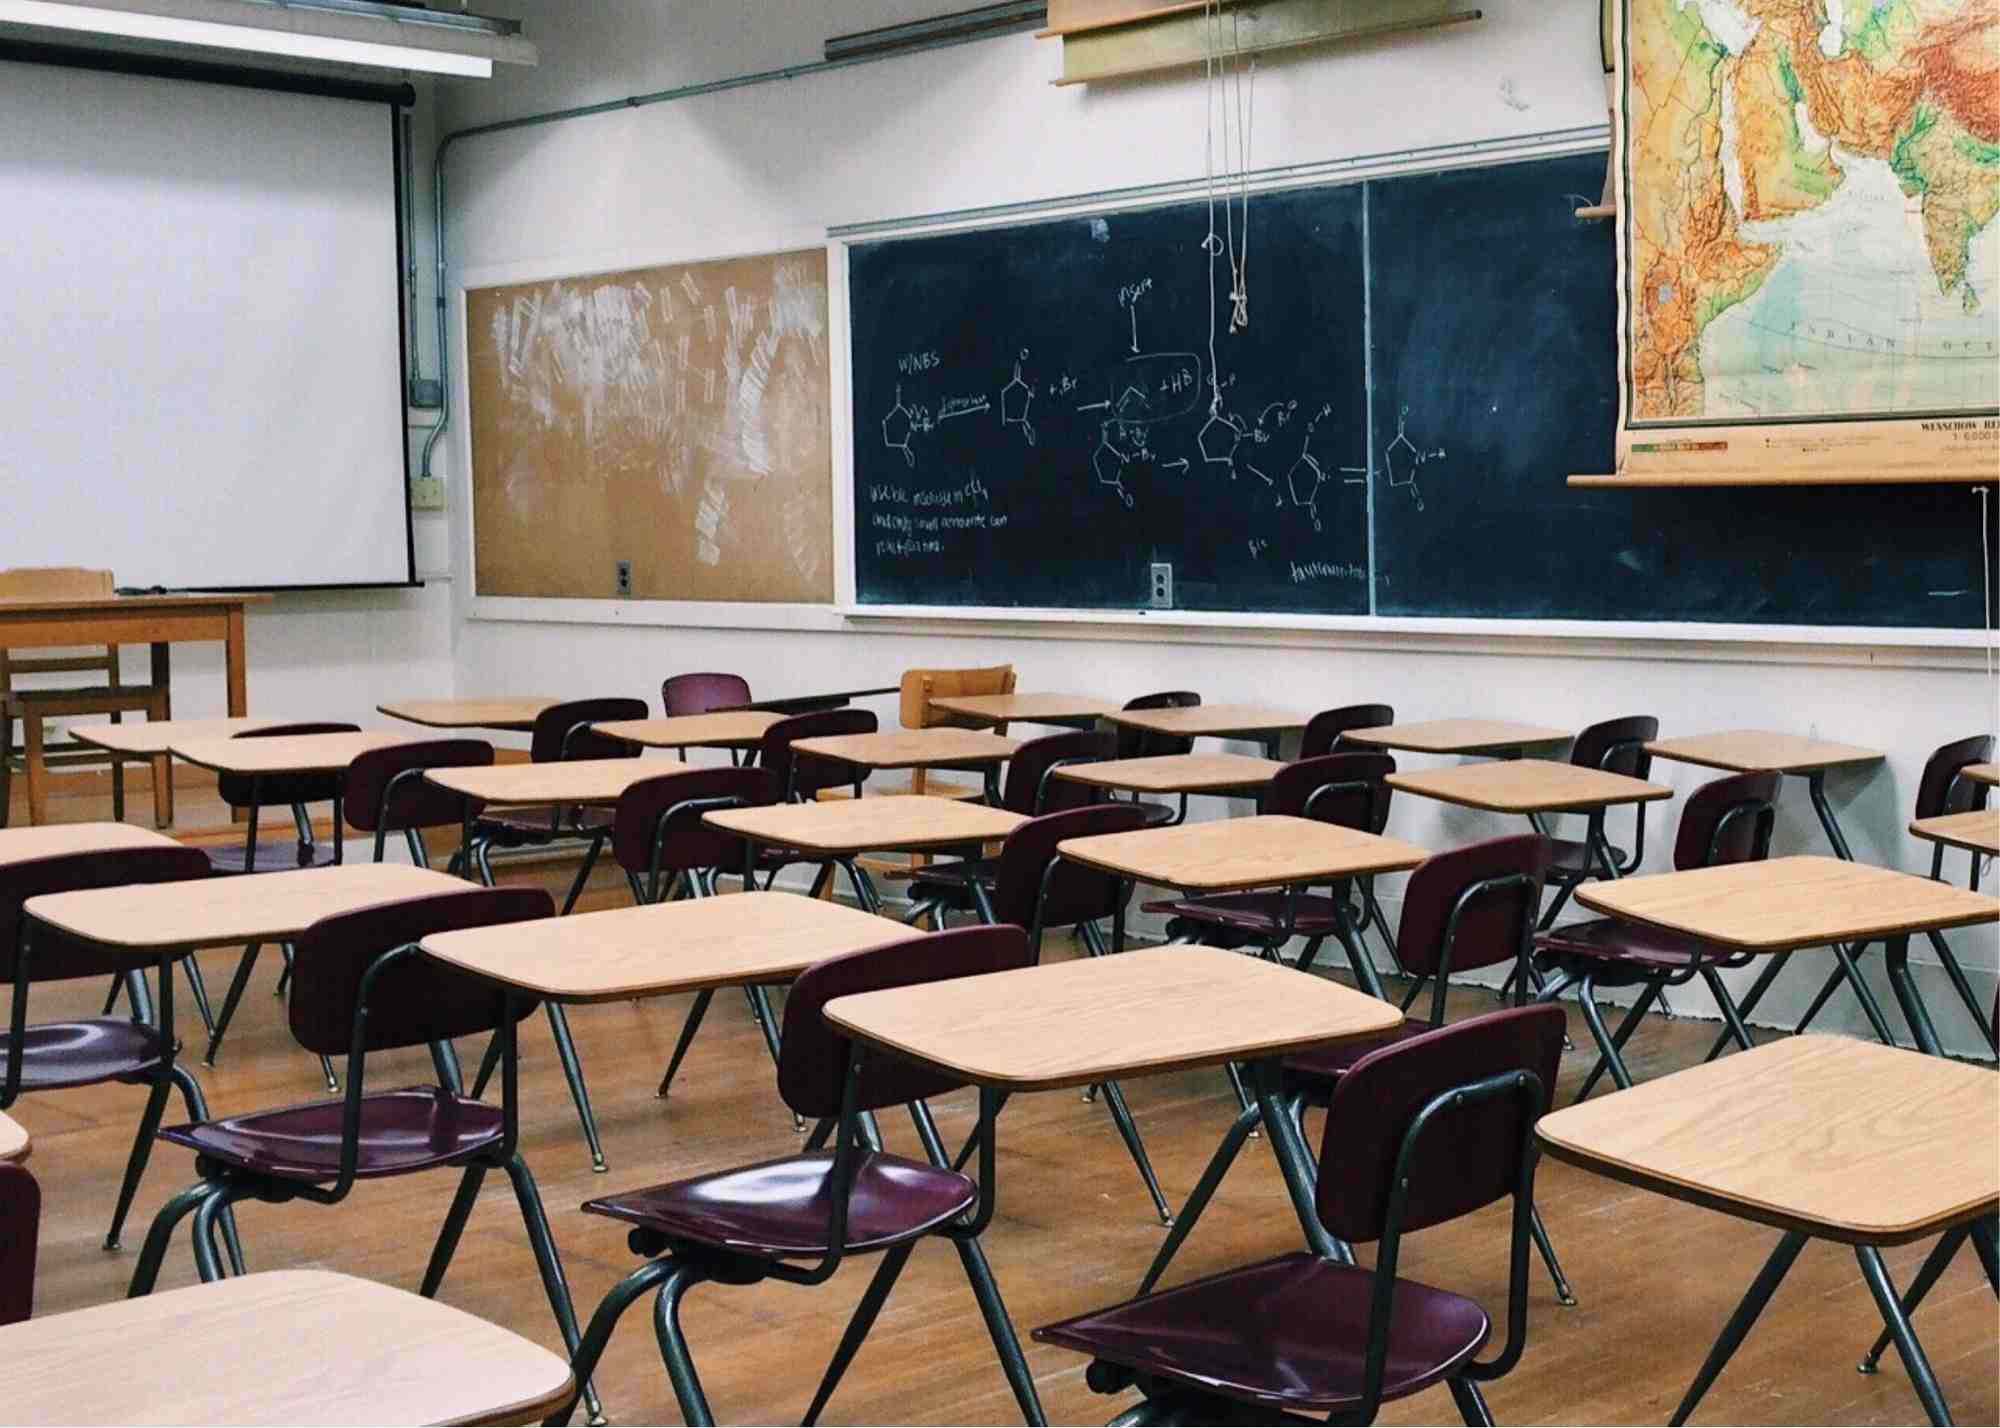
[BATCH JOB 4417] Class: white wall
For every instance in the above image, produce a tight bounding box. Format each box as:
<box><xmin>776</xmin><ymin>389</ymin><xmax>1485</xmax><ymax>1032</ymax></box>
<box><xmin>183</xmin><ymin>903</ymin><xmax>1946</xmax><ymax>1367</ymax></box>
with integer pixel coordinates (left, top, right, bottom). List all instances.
<box><xmin>433</xmin><ymin>1</ymin><xmax>1999</xmax><ymax>1053</ymax></box>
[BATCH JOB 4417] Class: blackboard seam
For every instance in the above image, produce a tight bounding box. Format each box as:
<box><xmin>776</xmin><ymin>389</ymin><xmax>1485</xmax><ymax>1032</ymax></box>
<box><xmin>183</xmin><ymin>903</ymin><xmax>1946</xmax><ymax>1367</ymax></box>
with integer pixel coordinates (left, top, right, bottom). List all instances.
<box><xmin>1361</xmin><ymin>181</ymin><xmax>1378</xmax><ymax>617</ymax></box>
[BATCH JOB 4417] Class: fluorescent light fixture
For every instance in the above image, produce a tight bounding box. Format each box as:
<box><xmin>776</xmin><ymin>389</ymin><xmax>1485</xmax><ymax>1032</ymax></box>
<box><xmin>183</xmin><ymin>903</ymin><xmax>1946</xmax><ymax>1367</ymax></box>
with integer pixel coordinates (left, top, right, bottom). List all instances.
<box><xmin>0</xmin><ymin>0</ymin><xmax>495</xmax><ymax>74</ymax></box>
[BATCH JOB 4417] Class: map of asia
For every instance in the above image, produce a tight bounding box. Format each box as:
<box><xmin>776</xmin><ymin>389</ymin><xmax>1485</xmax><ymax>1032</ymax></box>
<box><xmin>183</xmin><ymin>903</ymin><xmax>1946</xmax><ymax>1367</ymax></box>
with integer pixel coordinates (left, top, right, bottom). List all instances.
<box><xmin>1614</xmin><ymin>0</ymin><xmax>1999</xmax><ymax>478</ymax></box>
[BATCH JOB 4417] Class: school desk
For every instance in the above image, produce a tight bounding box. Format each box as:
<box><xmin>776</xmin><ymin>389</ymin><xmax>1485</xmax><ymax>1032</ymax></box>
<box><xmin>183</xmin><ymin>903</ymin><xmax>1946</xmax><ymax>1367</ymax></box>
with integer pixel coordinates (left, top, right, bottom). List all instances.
<box><xmin>703</xmin><ymin>795</ymin><xmax>1026</xmax><ymax>915</ymax></box>
<box><xmin>1910</xmin><ymin>809</ymin><xmax>2000</xmax><ymax>860</ymax></box>
<box><xmin>0</xmin><ymin>821</ymin><xmax>180</xmax><ymax>864</ymax></box>
<box><xmin>1576</xmin><ymin>855</ymin><xmax>1999</xmax><ymax>1058</ymax></box>
<box><xmin>1050</xmin><ymin>752</ymin><xmax>1286</xmax><ymax>797</ymax></box>
<box><xmin>1</xmin><ymin>1269</ymin><xmax>574</xmax><ymax>1425</ymax></box>
<box><xmin>1963</xmin><ymin>762</ymin><xmax>1998</xmax><ymax>788</ymax></box>
<box><xmin>378</xmin><ymin>697</ymin><xmax>561</xmax><ymax>731</ymax></box>
<box><xmin>1056</xmin><ymin>814</ymin><xmax>1429</xmax><ymax>998</ymax></box>
<box><xmin>591</xmin><ymin>711</ymin><xmax>781</xmax><ymax>757</ymax></box>
<box><xmin>0</xmin><ymin>1110</ymin><xmax>26</xmax><ymax>1164</ymax></box>
<box><xmin>1101</xmin><ymin>703</ymin><xmax>1304</xmax><ymax>759</ymax></box>
<box><xmin>67</xmin><ymin>718</ymin><xmax>287</xmax><ymax>826</ymax></box>
<box><xmin>1643</xmin><ymin>730</ymin><xmax>1884</xmax><ymax>859</ymax></box>
<box><xmin>926</xmin><ymin>692</ymin><xmax>1115</xmax><ymax>729</ymax></box>
<box><xmin>1388</xmin><ymin>759</ymin><xmax>1673</xmax><ymax>888</ymax></box>
<box><xmin>789</xmin><ymin>729</ymin><xmax>1019</xmax><ymax>802</ymax></box>
<box><xmin>1343</xmin><ymin>717</ymin><xmax>1572</xmax><ymax>758</ymax></box>
<box><xmin>823</xmin><ymin>945</ymin><xmax>1405</xmax><ymax>1426</ymax></box>
<box><xmin>1538</xmin><ymin>1037</ymin><xmax>1998</xmax><ymax>1427</ymax></box>
<box><xmin>167</xmin><ymin>732</ymin><xmax>422</xmax><ymax>866</ymax></box>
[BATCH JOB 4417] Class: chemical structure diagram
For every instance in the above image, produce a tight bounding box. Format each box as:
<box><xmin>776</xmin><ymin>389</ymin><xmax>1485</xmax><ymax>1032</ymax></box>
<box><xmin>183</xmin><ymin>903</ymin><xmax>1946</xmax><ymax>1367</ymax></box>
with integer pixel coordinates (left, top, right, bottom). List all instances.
<box><xmin>1279</xmin><ymin>403</ymin><xmax>1368</xmax><ymax>532</ymax></box>
<box><xmin>880</xmin><ymin>383</ymin><xmax>934</xmax><ymax>468</ymax></box>
<box><xmin>1383</xmin><ymin>405</ymin><xmax>1444</xmax><ymax>511</ymax></box>
<box><xmin>1000</xmin><ymin>353</ymin><xmax>1035</xmax><ymax>447</ymax></box>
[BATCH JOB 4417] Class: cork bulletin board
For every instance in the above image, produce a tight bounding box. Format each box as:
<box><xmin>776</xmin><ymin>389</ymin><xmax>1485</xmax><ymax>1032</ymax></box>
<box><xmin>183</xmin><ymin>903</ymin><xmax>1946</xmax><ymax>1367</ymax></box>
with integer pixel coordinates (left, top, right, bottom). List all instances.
<box><xmin>466</xmin><ymin>247</ymin><xmax>833</xmax><ymax>601</ymax></box>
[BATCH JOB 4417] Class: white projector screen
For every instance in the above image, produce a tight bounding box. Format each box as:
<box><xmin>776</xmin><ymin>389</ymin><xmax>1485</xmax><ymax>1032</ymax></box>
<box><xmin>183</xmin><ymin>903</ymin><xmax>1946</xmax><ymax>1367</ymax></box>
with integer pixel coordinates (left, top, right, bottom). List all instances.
<box><xmin>0</xmin><ymin>56</ymin><xmax>412</xmax><ymax>588</ymax></box>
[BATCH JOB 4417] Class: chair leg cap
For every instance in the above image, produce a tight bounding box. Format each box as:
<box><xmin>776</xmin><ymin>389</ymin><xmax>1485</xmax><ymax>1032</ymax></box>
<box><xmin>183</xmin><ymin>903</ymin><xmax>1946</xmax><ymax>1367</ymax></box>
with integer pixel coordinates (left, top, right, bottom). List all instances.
<box><xmin>1857</xmin><ymin>1361</ymin><xmax>1878</xmax><ymax>1375</ymax></box>
<box><xmin>102</xmin><ymin>1237</ymin><xmax>120</xmax><ymax>1252</ymax></box>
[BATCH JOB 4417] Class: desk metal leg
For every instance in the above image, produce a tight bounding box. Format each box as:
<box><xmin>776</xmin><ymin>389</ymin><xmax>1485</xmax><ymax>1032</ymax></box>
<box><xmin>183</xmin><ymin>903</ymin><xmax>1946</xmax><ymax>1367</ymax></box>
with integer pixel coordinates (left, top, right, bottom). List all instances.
<box><xmin>1249</xmin><ymin>1060</ymin><xmax>1344</xmax><ymax>1264</ymax></box>
<box><xmin>1788</xmin><ymin>769</ymin><xmax>1901</xmax><ymax>1040</ymax></box>
<box><xmin>1884</xmin><ymin>935</ymin><xmax>1946</xmax><ymax>1057</ymax></box>
<box><xmin>1855</xmin><ymin>1244</ymin><xmax>1954</xmax><ymax>1426</ymax></box>
<box><xmin>1330</xmin><ymin>892</ymin><xmax>1387</xmax><ymax>1002</ymax></box>
<box><xmin>1669</xmin><ymin>1229</ymin><xmax>1807</xmax><ymax>1426</ymax></box>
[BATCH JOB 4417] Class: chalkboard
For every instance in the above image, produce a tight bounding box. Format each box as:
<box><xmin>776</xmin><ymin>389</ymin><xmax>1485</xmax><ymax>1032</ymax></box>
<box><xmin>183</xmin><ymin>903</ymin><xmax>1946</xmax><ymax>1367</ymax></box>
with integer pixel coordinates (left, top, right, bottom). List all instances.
<box><xmin>849</xmin><ymin>155</ymin><xmax>1996</xmax><ymax>626</ymax></box>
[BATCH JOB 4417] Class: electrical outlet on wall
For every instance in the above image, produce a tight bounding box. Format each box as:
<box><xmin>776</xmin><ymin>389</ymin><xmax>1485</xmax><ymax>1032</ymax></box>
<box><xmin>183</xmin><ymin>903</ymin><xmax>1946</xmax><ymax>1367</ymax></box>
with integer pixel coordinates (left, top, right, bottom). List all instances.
<box><xmin>1150</xmin><ymin>562</ymin><xmax>1173</xmax><ymax>609</ymax></box>
<box><xmin>615</xmin><ymin>560</ymin><xmax>633</xmax><ymax>597</ymax></box>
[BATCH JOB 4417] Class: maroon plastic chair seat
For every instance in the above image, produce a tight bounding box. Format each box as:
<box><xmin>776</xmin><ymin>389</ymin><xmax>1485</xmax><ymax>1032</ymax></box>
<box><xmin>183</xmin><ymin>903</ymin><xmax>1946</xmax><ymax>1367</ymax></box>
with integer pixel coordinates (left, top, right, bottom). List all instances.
<box><xmin>3</xmin><ymin>1018</ymin><xmax>167</xmax><ymax>1091</ymax></box>
<box><xmin>159</xmin><ymin>1085</ymin><xmax>505</xmax><ymax>1184</ymax></box>
<box><xmin>584</xmin><ymin>1150</ymin><xmax>976</xmax><ymax>1260</ymax></box>
<box><xmin>201</xmin><ymin>839</ymin><xmax>341</xmax><ymax>875</ymax></box>
<box><xmin>475</xmin><ymin>803</ymin><xmax>616</xmax><ymax>840</ymax></box>
<box><xmin>1537</xmin><ymin>917</ymin><xmax>1747</xmax><ymax>979</ymax></box>
<box><xmin>1142</xmin><ymin>889</ymin><xmax>1346</xmax><ymax>938</ymax></box>
<box><xmin>1036</xmin><ymin>1250</ymin><xmax>1489</xmax><ymax>1413</ymax></box>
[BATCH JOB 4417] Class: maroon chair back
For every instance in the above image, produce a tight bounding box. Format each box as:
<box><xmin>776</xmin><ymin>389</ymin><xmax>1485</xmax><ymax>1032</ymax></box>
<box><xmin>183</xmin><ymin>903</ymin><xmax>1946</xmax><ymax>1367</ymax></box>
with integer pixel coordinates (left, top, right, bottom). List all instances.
<box><xmin>286</xmin><ymin>888</ymin><xmax>552</xmax><ymax>1056</ymax></box>
<box><xmin>610</xmin><ymin>766</ymin><xmax>779</xmax><ymax>879</ymax></box>
<box><xmin>759</xmin><ymin>708</ymin><xmax>877</xmax><ymax>800</ymax></box>
<box><xmin>0</xmin><ymin>1161</ymin><xmax>37</xmax><ymax>1326</ymax></box>
<box><xmin>989</xmin><ymin>802</ymin><xmax>1150</xmax><ymax>934</ymax></box>
<box><xmin>1569</xmin><ymin>715</ymin><xmax>1658</xmax><ymax>779</ymax></box>
<box><xmin>216</xmin><ymin>722</ymin><xmax>360</xmax><ymax>808</ymax></box>
<box><xmin>1116</xmin><ymin>691</ymin><xmax>1200</xmax><ymax>760</ymax></box>
<box><xmin>1318</xmin><ymin>1003</ymin><xmax>1565</xmax><ymax>1242</ymax></box>
<box><xmin>662</xmin><ymin>673</ymin><xmax>752</xmax><ymax>717</ymax></box>
<box><xmin>1299</xmin><ymin>703</ymin><xmax>1394</xmax><ymax>759</ymax></box>
<box><xmin>777</xmin><ymin>925</ymin><xmax>1034</xmax><ymax>1119</ymax></box>
<box><xmin>1000</xmin><ymin>730</ymin><xmax>1117</xmax><ymax>814</ymax></box>
<box><xmin>528</xmin><ymin>697</ymin><xmax>648</xmax><ymax>764</ymax></box>
<box><xmin>344</xmin><ymin>739</ymin><xmax>494</xmax><ymax>834</ymax></box>
<box><xmin>1674</xmin><ymin>771</ymin><xmax>1780</xmax><ymax>872</ymax></box>
<box><xmin>1916</xmin><ymin>734</ymin><xmax>1995</xmax><ymax>818</ymax></box>
<box><xmin>1266</xmin><ymin>752</ymin><xmax>1395</xmax><ymax>834</ymax></box>
<box><xmin>1395</xmin><ymin>834</ymin><xmax>1549</xmax><ymax>982</ymax></box>
<box><xmin>0</xmin><ymin>845</ymin><xmax>212</xmax><ymax>982</ymax></box>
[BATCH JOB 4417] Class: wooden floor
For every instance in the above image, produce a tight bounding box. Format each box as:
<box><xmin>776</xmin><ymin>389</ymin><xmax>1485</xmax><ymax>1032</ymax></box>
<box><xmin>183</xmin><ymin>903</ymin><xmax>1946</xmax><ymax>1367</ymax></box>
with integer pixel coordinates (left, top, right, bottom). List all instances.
<box><xmin>10</xmin><ymin>815</ymin><xmax>1996</xmax><ymax>1426</ymax></box>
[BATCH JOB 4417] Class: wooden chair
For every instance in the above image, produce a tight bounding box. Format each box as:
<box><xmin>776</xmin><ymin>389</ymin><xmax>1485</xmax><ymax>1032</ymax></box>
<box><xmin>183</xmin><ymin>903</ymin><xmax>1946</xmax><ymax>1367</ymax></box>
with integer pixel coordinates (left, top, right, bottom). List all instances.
<box><xmin>0</xmin><ymin>569</ymin><xmax>169</xmax><ymax>828</ymax></box>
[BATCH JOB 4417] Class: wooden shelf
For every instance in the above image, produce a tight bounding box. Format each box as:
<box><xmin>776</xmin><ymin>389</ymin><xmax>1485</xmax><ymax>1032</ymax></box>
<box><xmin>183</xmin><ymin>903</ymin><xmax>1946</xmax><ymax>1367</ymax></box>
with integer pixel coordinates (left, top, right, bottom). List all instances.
<box><xmin>1574</xmin><ymin>203</ymin><xmax>1615</xmax><ymax>220</ymax></box>
<box><xmin>1571</xmin><ymin>472</ymin><xmax>2000</xmax><ymax>488</ymax></box>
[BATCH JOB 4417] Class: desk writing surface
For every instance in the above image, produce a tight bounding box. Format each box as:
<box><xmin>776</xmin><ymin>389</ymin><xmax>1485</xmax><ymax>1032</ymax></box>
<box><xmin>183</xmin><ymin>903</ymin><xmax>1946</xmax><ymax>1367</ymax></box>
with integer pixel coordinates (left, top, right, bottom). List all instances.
<box><xmin>377</xmin><ymin>697</ymin><xmax>559</xmax><ymax>731</ymax></box>
<box><xmin>704</xmin><ymin>795</ymin><xmax>1027</xmax><ymax>855</ymax></box>
<box><xmin>425</xmin><ymin>759</ymin><xmax>664</xmax><ymax>807</ymax></box>
<box><xmin>1342</xmin><ymin>718</ymin><xmax>1571</xmax><ymax>754</ymax></box>
<box><xmin>593</xmin><ymin>712</ymin><xmax>780</xmax><ymax>750</ymax></box>
<box><xmin>1643</xmin><ymin>730</ymin><xmax>1884</xmax><ymax>775</ymax></box>
<box><xmin>0</xmin><ymin>1109</ymin><xmax>26</xmax><ymax>1164</ymax></box>
<box><xmin>1387</xmin><ymin>759</ymin><xmax>1674</xmax><ymax>814</ymax></box>
<box><xmin>0</xmin><ymin>592</ymin><xmax>271</xmax><ymax>615</ymax></box>
<box><xmin>1575</xmin><ymin>855</ymin><xmax>1998</xmax><ymax>952</ymax></box>
<box><xmin>0</xmin><ymin>822</ymin><xmax>179</xmax><ymax>866</ymax></box>
<box><xmin>422</xmin><ymin>891</ymin><xmax>906</xmax><ymax>1002</ymax></box>
<box><xmin>791</xmin><ymin>729</ymin><xmax>1019</xmax><ymax>769</ymax></box>
<box><xmin>0</xmin><ymin>1269</ymin><xmax>573</xmax><ymax>1426</ymax></box>
<box><xmin>26</xmin><ymin>864</ymin><xmax>469</xmax><ymax>952</ymax></box>
<box><xmin>1962</xmin><ymin>762</ymin><xmax>1998</xmax><ymax>788</ymax></box>
<box><xmin>1052</xmin><ymin>753</ymin><xmax>1285</xmax><ymax>794</ymax></box>
<box><xmin>1058</xmin><ymin>814</ymin><xmax>1428</xmax><ymax>891</ymax></box>
<box><xmin>68</xmin><ymin>717</ymin><xmax>284</xmax><ymax>755</ymax></box>
<box><xmin>826</xmin><ymin>945</ymin><xmax>1402</xmax><ymax>1092</ymax></box>
<box><xmin>1538</xmin><ymin>1037</ymin><xmax>1999</xmax><ymax>1243</ymax></box>
<box><xmin>1101</xmin><ymin>704</ymin><xmax>1304</xmax><ymax>738</ymax></box>
<box><xmin>1910</xmin><ymin>809</ymin><xmax>2000</xmax><ymax>857</ymax></box>
<box><xmin>169</xmin><ymin>732</ymin><xmax>417</xmax><ymax>776</ymax></box>
<box><xmin>928</xmin><ymin>693</ymin><xmax>1113</xmax><ymax>724</ymax></box>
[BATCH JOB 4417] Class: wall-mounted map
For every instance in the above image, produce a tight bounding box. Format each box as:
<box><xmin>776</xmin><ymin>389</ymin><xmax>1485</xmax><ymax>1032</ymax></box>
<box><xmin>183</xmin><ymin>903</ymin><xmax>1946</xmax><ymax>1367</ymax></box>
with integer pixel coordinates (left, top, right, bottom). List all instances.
<box><xmin>466</xmin><ymin>249</ymin><xmax>833</xmax><ymax>601</ymax></box>
<box><xmin>1613</xmin><ymin>0</ymin><xmax>1998</xmax><ymax>479</ymax></box>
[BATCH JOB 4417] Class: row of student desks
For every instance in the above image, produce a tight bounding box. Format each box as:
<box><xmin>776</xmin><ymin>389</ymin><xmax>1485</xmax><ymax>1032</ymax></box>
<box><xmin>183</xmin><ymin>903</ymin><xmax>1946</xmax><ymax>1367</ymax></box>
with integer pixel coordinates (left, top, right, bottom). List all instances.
<box><xmin>4</xmin><ymin>694</ymin><xmax>1994</xmax><ymax>1425</ymax></box>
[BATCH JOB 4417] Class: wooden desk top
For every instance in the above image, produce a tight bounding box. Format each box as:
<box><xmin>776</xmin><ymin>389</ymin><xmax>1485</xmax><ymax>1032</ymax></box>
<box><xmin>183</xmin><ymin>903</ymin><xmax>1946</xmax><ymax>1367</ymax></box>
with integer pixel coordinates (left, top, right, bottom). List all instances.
<box><xmin>593</xmin><ymin>711</ymin><xmax>781</xmax><ymax>750</ymax></box>
<box><xmin>0</xmin><ymin>591</ymin><xmax>270</xmax><ymax>615</ymax></box>
<box><xmin>0</xmin><ymin>1269</ymin><xmax>573</xmax><ymax>1425</ymax></box>
<box><xmin>826</xmin><ymin>945</ymin><xmax>1403</xmax><ymax>1092</ymax></box>
<box><xmin>927</xmin><ymin>692</ymin><xmax>1114</xmax><ymax>724</ymax></box>
<box><xmin>1539</xmin><ymin>1036</ymin><xmax>1999</xmax><ymax>1245</ymax></box>
<box><xmin>791</xmin><ymin>729</ymin><xmax>1019</xmax><ymax>769</ymax></box>
<box><xmin>0</xmin><ymin>822</ymin><xmax>179</xmax><ymax>867</ymax></box>
<box><xmin>1343</xmin><ymin>718</ymin><xmax>1571</xmax><ymax>755</ymax></box>
<box><xmin>1910</xmin><ymin>809</ymin><xmax>2000</xmax><ymax>857</ymax></box>
<box><xmin>1052</xmin><ymin>752</ymin><xmax>1285</xmax><ymax>794</ymax></box>
<box><xmin>422</xmin><ymin>891</ymin><xmax>906</xmax><ymax>1003</ymax></box>
<box><xmin>705</xmin><ymin>795</ymin><xmax>1027</xmax><ymax>855</ymax></box>
<box><xmin>1101</xmin><ymin>703</ymin><xmax>1304</xmax><ymax>739</ymax></box>
<box><xmin>1388</xmin><ymin>759</ymin><xmax>1674</xmax><ymax>814</ymax></box>
<box><xmin>1576</xmin><ymin>855</ymin><xmax>1998</xmax><ymax>952</ymax></box>
<box><xmin>1962</xmin><ymin>762</ymin><xmax>1998</xmax><ymax>788</ymax></box>
<box><xmin>1644</xmin><ymin>730</ymin><xmax>1884</xmax><ymax>774</ymax></box>
<box><xmin>377</xmin><ymin>697</ymin><xmax>559</xmax><ymax>731</ymax></box>
<box><xmin>1059</xmin><ymin>814</ymin><xmax>1428</xmax><ymax>891</ymax></box>
<box><xmin>170</xmin><ymin>732</ymin><xmax>418</xmax><ymax>776</ymax></box>
<box><xmin>26</xmin><ymin>864</ymin><xmax>469</xmax><ymax>952</ymax></box>
<box><xmin>425</xmin><ymin>759</ymin><xmax>664</xmax><ymax>808</ymax></box>
<box><xmin>68</xmin><ymin>717</ymin><xmax>286</xmax><ymax>755</ymax></box>
<box><xmin>0</xmin><ymin>1109</ymin><xmax>26</xmax><ymax>1164</ymax></box>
